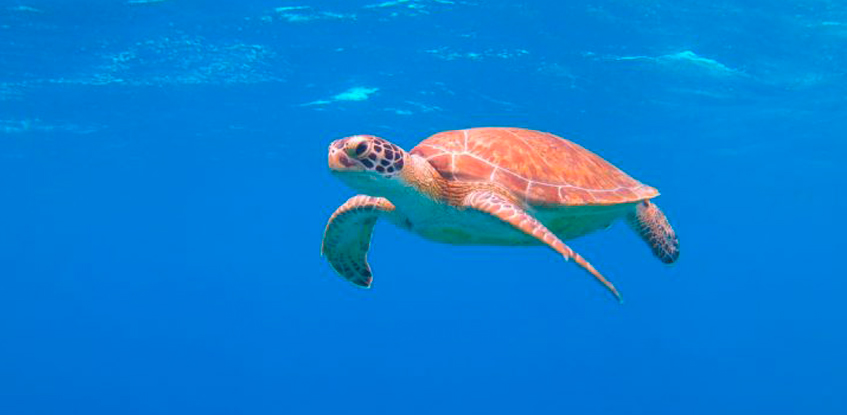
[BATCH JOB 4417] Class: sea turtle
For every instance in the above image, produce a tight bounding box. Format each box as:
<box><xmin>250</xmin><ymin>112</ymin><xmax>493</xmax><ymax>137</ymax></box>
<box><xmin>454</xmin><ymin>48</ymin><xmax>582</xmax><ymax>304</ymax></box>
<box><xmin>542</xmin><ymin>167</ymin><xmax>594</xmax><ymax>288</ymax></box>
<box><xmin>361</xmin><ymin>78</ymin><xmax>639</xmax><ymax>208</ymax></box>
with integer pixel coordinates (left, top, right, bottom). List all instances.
<box><xmin>322</xmin><ymin>127</ymin><xmax>679</xmax><ymax>302</ymax></box>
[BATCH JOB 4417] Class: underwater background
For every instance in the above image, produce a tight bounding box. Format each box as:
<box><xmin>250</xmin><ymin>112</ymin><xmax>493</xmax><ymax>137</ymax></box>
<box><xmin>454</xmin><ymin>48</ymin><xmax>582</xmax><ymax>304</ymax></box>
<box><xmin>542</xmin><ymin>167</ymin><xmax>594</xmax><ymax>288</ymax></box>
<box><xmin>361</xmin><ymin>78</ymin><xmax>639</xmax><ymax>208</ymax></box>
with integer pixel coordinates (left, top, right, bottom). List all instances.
<box><xmin>1</xmin><ymin>1</ymin><xmax>844</xmax><ymax>414</ymax></box>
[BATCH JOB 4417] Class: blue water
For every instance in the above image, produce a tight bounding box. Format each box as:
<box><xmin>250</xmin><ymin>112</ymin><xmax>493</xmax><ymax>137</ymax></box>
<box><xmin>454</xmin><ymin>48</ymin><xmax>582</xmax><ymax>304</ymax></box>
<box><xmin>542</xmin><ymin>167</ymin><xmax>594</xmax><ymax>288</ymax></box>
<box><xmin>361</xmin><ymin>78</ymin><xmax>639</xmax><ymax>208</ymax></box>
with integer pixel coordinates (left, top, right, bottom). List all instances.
<box><xmin>1</xmin><ymin>1</ymin><xmax>844</xmax><ymax>413</ymax></box>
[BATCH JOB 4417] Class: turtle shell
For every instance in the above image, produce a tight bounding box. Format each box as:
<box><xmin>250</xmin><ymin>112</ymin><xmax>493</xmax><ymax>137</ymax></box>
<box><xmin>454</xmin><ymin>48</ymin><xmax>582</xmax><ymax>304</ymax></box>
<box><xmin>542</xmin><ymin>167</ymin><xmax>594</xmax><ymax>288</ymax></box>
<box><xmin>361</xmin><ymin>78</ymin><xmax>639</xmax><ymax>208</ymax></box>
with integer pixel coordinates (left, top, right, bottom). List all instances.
<box><xmin>410</xmin><ymin>127</ymin><xmax>659</xmax><ymax>206</ymax></box>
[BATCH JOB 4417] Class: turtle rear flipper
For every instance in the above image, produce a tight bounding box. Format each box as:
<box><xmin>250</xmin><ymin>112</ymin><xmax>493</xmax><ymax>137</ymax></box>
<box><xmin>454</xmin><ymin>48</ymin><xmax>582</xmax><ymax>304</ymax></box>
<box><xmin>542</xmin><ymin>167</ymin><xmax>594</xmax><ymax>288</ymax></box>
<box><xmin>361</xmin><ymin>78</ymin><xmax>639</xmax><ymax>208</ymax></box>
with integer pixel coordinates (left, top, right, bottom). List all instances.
<box><xmin>627</xmin><ymin>200</ymin><xmax>680</xmax><ymax>264</ymax></box>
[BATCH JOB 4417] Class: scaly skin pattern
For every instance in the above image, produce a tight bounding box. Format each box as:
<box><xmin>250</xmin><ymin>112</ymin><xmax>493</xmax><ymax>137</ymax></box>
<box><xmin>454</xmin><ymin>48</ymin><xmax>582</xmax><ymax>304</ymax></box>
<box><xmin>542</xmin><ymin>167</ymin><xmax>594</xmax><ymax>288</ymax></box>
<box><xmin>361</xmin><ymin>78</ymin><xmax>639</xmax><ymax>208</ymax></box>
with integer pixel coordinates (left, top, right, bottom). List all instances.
<box><xmin>626</xmin><ymin>200</ymin><xmax>680</xmax><ymax>264</ymax></box>
<box><xmin>464</xmin><ymin>190</ymin><xmax>623</xmax><ymax>302</ymax></box>
<box><xmin>321</xmin><ymin>195</ymin><xmax>396</xmax><ymax>288</ymax></box>
<box><xmin>411</xmin><ymin>127</ymin><xmax>659</xmax><ymax>206</ymax></box>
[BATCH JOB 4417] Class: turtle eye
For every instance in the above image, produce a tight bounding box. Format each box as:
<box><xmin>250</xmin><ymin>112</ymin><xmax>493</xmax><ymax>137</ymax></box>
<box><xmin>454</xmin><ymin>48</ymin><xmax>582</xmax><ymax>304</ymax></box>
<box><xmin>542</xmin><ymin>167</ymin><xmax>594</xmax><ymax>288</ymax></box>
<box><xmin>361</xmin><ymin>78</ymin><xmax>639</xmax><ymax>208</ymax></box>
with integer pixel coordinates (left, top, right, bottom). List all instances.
<box><xmin>345</xmin><ymin>138</ymin><xmax>371</xmax><ymax>159</ymax></box>
<box><xmin>354</xmin><ymin>141</ymin><xmax>368</xmax><ymax>157</ymax></box>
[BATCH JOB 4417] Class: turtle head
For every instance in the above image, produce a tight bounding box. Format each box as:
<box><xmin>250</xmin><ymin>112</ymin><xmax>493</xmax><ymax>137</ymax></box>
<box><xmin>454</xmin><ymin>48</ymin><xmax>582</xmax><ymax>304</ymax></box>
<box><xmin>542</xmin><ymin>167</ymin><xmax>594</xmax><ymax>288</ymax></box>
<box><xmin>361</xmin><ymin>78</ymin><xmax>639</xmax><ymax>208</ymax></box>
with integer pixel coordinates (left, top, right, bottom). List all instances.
<box><xmin>328</xmin><ymin>135</ymin><xmax>408</xmax><ymax>193</ymax></box>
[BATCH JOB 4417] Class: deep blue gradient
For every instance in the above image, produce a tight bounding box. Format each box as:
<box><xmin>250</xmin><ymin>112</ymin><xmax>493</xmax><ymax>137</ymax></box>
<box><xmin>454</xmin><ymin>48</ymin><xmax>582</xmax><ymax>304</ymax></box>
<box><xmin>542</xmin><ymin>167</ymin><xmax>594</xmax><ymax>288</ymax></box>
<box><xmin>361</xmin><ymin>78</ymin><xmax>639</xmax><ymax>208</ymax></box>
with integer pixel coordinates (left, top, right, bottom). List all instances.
<box><xmin>1</xmin><ymin>1</ymin><xmax>844</xmax><ymax>414</ymax></box>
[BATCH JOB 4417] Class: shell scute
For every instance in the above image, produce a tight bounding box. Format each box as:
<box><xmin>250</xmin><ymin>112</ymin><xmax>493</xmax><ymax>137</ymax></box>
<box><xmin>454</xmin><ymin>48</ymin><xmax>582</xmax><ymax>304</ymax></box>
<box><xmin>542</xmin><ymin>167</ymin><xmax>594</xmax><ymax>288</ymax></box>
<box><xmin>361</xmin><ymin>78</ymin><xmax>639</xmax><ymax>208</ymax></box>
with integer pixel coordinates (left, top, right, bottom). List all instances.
<box><xmin>564</xmin><ymin>188</ymin><xmax>593</xmax><ymax>205</ymax></box>
<box><xmin>426</xmin><ymin>153</ymin><xmax>453</xmax><ymax>179</ymax></box>
<box><xmin>492</xmin><ymin>168</ymin><xmax>529</xmax><ymax>194</ymax></box>
<box><xmin>454</xmin><ymin>154</ymin><xmax>494</xmax><ymax>182</ymax></box>
<box><xmin>528</xmin><ymin>183</ymin><xmax>560</xmax><ymax>204</ymax></box>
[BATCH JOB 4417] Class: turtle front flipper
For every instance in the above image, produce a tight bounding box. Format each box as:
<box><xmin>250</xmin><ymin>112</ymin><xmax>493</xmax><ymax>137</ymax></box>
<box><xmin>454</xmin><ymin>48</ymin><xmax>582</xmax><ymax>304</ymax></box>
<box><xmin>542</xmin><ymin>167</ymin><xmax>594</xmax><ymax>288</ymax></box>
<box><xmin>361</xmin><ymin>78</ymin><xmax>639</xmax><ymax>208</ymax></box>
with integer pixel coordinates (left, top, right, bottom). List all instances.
<box><xmin>463</xmin><ymin>190</ymin><xmax>623</xmax><ymax>303</ymax></box>
<box><xmin>322</xmin><ymin>195</ymin><xmax>396</xmax><ymax>288</ymax></box>
<box><xmin>626</xmin><ymin>200</ymin><xmax>680</xmax><ymax>264</ymax></box>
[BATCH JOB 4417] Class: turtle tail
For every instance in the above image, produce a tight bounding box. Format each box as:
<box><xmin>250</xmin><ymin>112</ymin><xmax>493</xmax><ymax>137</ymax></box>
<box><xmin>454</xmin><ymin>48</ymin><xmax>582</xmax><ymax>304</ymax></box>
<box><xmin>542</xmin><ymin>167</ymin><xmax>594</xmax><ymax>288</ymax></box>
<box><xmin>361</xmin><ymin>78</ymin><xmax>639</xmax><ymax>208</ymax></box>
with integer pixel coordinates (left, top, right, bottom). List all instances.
<box><xmin>626</xmin><ymin>200</ymin><xmax>680</xmax><ymax>264</ymax></box>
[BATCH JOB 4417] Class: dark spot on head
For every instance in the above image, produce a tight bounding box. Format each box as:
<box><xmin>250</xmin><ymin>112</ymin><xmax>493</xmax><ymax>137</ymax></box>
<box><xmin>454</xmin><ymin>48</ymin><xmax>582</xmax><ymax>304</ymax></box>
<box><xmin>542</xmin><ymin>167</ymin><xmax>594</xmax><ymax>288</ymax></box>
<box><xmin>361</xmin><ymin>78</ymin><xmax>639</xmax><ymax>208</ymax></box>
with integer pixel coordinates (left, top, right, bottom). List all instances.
<box><xmin>384</xmin><ymin>149</ymin><xmax>393</xmax><ymax>159</ymax></box>
<box><xmin>361</xmin><ymin>159</ymin><xmax>374</xmax><ymax>168</ymax></box>
<box><xmin>386</xmin><ymin>166</ymin><xmax>394</xmax><ymax>173</ymax></box>
<box><xmin>380</xmin><ymin>159</ymin><xmax>390</xmax><ymax>166</ymax></box>
<box><xmin>375</xmin><ymin>165</ymin><xmax>385</xmax><ymax>173</ymax></box>
<box><xmin>368</xmin><ymin>153</ymin><xmax>377</xmax><ymax>161</ymax></box>
<box><xmin>395</xmin><ymin>158</ymin><xmax>404</xmax><ymax>169</ymax></box>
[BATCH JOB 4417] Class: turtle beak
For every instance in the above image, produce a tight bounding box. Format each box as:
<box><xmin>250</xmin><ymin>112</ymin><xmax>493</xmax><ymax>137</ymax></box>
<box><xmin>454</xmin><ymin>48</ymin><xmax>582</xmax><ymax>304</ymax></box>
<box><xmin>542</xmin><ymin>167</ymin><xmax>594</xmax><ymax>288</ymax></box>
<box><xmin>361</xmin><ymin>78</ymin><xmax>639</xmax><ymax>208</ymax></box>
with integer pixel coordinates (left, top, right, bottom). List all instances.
<box><xmin>328</xmin><ymin>139</ymin><xmax>360</xmax><ymax>171</ymax></box>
